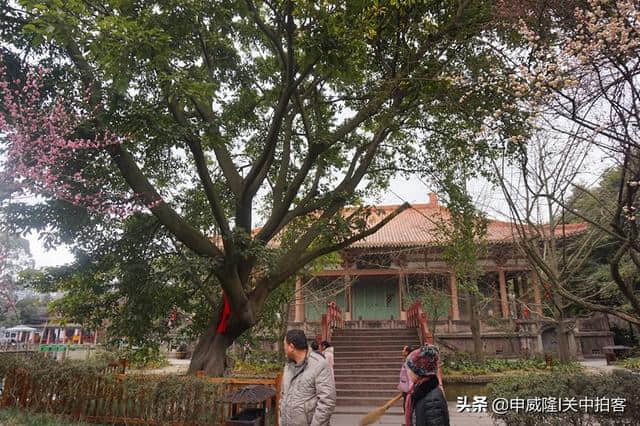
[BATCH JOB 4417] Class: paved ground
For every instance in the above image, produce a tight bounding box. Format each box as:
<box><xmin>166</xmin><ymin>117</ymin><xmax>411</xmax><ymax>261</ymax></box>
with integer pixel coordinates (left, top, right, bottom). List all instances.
<box><xmin>135</xmin><ymin>357</ymin><xmax>191</xmax><ymax>375</ymax></box>
<box><xmin>579</xmin><ymin>358</ymin><xmax>623</xmax><ymax>374</ymax></box>
<box><xmin>331</xmin><ymin>402</ymin><xmax>497</xmax><ymax>425</ymax></box>
<box><xmin>141</xmin><ymin>357</ymin><xmax>625</xmax><ymax>425</ymax></box>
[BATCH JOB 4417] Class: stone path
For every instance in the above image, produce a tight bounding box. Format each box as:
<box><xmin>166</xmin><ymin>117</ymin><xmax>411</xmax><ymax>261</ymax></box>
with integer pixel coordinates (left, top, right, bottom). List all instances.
<box><xmin>331</xmin><ymin>402</ymin><xmax>497</xmax><ymax>425</ymax></box>
<box><xmin>579</xmin><ymin>358</ymin><xmax>624</xmax><ymax>374</ymax></box>
<box><xmin>134</xmin><ymin>358</ymin><xmax>190</xmax><ymax>375</ymax></box>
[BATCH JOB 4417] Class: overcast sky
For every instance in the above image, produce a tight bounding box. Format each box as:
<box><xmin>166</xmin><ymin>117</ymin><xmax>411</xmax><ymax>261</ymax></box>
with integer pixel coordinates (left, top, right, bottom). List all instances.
<box><xmin>24</xmin><ymin>140</ymin><xmax>612</xmax><ymax>269</ymax></box>
<box><xmin>26</xmin><ymin>174</ymin><xmax>509</xmax><ymax>268</ymax></box>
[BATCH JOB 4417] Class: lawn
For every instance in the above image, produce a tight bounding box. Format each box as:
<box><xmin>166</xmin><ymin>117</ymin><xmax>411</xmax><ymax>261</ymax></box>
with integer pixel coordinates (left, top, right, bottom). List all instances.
<box><xmin>0</xmin><ymin>409</ymin><xmax>92</xmax><ymax>426</ymax></box>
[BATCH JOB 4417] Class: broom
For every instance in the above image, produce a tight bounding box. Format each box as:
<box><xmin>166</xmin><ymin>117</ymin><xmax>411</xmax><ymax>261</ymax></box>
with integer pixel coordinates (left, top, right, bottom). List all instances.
<box><xmin>358</xmin><ymin>392</ymin><xmax>403</xmax><ymax>426</ymax></box>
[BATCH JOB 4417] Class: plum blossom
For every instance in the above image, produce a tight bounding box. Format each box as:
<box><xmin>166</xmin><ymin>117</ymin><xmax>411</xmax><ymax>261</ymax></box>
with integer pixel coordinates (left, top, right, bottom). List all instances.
<box><xmin>0</xmin><ymin>63</ymin><xmax>162</xmax><ymax>215</ymax></box>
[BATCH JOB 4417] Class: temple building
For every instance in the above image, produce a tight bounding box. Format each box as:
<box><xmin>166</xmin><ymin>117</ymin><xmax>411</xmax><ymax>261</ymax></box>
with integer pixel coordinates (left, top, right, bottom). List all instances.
<box><xmin>290</xmin><ymin>193</ymin><xmax>614</xmax><ymax>358</ymax></box>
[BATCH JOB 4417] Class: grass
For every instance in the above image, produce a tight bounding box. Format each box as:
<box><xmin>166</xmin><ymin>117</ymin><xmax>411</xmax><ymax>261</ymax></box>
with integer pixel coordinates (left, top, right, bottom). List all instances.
<box><xmin>0</xmin><ymin>409</ymin><xmax>92</xmax><ymax>426</ymax></box>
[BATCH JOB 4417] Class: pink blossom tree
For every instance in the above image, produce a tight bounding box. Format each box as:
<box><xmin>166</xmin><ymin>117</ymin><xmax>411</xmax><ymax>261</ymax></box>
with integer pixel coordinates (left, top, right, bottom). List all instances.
<box><xmin>503</xmin><ymin>0</ymin><xmax>640</xmax><ymax>321</ymax></box>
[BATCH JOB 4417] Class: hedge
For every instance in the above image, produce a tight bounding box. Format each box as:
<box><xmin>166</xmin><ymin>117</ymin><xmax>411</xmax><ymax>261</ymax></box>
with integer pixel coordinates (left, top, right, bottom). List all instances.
<box><xmin>487</xmin><ymin>369</ymin><xmax>640</xmax><ymax>425</ymax></box>
<box><xmin>0</xmin><ymin>353</ymin><xmax>225</xmax><ymax>425</ymax></box>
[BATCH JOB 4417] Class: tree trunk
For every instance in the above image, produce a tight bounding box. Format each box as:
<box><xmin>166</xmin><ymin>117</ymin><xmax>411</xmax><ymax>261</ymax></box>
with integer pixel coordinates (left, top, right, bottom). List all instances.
<box><xmin>552</xmin><ymin>294</ymin><xmax>571</xmax><ymax>363</ymax></box>
<box><xmin>188</xmin><ymin>312</ymin><xmax>251</xmax><ymax>376</ymax></box>
<box><xmin>468</xmin><ymin>291</ymin><xmax>484</xmax><ymax>362</ymax></box>
<box><xmin>556</xmin><ymin>320</ymin><xmax>571</xmax><ymax>363</ymax></box>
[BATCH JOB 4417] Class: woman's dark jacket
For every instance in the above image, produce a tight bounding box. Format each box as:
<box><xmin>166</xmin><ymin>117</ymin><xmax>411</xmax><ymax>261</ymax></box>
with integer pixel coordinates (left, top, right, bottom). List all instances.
<box><xmin>410</xmin><ymin>377</ymin><xmax>450</xmax><ymax>426</ymax></box>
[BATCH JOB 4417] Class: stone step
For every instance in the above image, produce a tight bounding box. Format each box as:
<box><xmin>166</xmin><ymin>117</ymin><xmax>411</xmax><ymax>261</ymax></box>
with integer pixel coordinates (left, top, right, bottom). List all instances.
<box><xmin>337</xmin><ymin>389</ymin><xmax>399</xmax><ymax>399</ymax></box>
<box><xmin>334</xmin><ymin>356</ymin><xmax>404</xmax><ymax>364</ymax></box>
<box><xmin>332</xmin><ymin>335</ymin><xmax>420</xmax><ymax>342</ymax></box>
<box><xmin>334</xmin><ymin>340</ymin><xmax>418</xmax><ymax>352</ymax></box>
<box><xmin>333</xmin><ymin>338</ymin><xmax>420</xmax><ymax>345</ymax></box>
<box><xmin>333</xmin><ymin>333</ymin><xmax>417</xmax><ymax>339</ymax></box>
<box><xmin>335</xmin><ymin>374</ymin><xmax>400</xmax><ymax>382</ymax></box>
<box><xmin>333</xmin><ymin>329</ymin><xmax>418</xmax><ymax>336</ymax></box>
<box><xmin>334</xmin><ymin>361</ymin><xmax>404</xmax><ymax>369</ymax></box>
<box><xmin>333</xmin><ymin>405</ymin><xmax>404</xmax><ymax>415</ymax></box>
<box><xmin>336</xmin><ymin>350</ymin><xmax>404</xmax><ymax>358</ymax></box>
<box><xmin>334</xmin><ymin>367</ymin><xmax>402</xmax><ymax>376</ymax></box>
<box><xmin>334</xmin><ymin>381</ymin><xmax>398</xmax><ymax>390</ymax></box>
<box><xmin>337</xmin><ymin>396</ymin><xmax>404</xmax><ymax>407</ymax></box>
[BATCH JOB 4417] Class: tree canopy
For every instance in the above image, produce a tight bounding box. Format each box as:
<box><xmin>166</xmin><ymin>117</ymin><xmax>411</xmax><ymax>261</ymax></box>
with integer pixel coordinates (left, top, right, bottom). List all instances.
<box><xmin>0</xmin><ymin>0</ymin><xmax>525</xmax><ymax>373</ymax></box>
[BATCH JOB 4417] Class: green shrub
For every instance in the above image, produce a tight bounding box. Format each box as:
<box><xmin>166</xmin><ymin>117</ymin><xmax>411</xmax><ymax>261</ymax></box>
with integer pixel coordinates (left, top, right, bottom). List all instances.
<box><xmin>487</xmin><ymin>370</ymin><xmax>640</xmax><ymax>425</ymax></box>
<box><xmin>98</xmin><ymin>343</ymin><xmax>170</xmax><ymax>369</ymax></box>
<box><xmin>232</xmin><ymin>350</ymin><xmax>282</xmax><ymax>375</ymax></box>
<box><xmin>441</xmin><ymin>353</ymin><xmax>582</xmax><ymax>376</ymax></box>
<box><xmin>233</xmin><ymin>360</ymin><xmax>282</xmax><ymax>375</ymax></box>
<box><xmin>0</xmin><ymin>353</ymin><xmax>224</xmax><ymax>424</ymax></box>
<box><xmin>620</xmin><ymin>357</ymin><xmax>640</xmax><ymax>372</ymax></box>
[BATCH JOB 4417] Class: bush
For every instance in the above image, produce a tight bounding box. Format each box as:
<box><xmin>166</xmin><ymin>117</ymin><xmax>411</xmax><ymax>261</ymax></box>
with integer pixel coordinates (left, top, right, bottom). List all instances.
<box><xmin>0</xmin><ymin>353</ymin><xmax>224</xmax><ymax>424</ymax></box>
<box><xmin>487</xmin><ymin>370</ymin><xmax>640</xmax><ymax>425</ymax></box>
<box><xmin>441</xmin><ymin>352</ymin><xmax>582</xmax><ymax>376</ymax></box>
<box><xmin>99</xmin><ymin>343</ymin><xmax>170</xmax><ymax>369</ymax></box>
<box><xmin>232</xmin><ymin>350</ymin><xmax>282</xmax><ymax>375</ymax></box>
<box><xmin>620</xmin><ymin>357</ymin><xmax>640</xmax><ymax>372</ymax></box>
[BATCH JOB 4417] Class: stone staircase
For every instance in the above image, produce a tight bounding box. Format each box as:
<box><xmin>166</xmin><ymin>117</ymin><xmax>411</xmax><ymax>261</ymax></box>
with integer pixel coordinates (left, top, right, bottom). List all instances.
<box><xmin>331</xmin><ymin>327</ymin><xmax>421</xmax><ymax>408</ymax></box>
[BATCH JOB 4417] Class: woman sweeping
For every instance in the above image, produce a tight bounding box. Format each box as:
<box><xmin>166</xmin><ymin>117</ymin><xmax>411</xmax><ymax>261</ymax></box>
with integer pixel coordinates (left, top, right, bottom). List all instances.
<box><xmin>404</xmin><ymin>345</ymin><xmax>449</xmax><ymax>426</ymax></box>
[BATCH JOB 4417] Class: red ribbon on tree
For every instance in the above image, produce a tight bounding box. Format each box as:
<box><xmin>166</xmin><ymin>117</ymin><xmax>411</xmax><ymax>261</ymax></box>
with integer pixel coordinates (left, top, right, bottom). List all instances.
<box><xmin>216</xmin><ymin>291</ymin><xmax>231</xmax><ymax>334</ymax></box>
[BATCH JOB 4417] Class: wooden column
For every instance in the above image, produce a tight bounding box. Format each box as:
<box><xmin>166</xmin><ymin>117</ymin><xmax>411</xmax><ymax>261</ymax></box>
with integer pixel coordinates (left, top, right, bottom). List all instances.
<box><xmin>398</xmin><ymin>272</ymin><xmax>404</xmax><ymax>318</ymax></box>
<box><xmin>492</xmin><ymin>281</ymin><xmax>501</xmax><ymax>317</ymax></box>
<box><xmin>498</xmin><ymin>268</ymin><xmax>510</xmax><ymax>319</ymax></box>
<box><xmin>294</xmin><ymin>277</ymin><xmax>305</xmax><ymax>322</ymax></box>
<box><xmin>449</xmin><ymin>273</ymin><xmax>460</xmax><ymax>321</ymax></box>
<box><xmin>345</xmin><ymin>275</ymin><xmax>352</xmax><ymax>321</ymax></box>
<box><xmin>531</xmin><ymin>271</ymin><xmax>542</xmax><ymax>318</ymax></box>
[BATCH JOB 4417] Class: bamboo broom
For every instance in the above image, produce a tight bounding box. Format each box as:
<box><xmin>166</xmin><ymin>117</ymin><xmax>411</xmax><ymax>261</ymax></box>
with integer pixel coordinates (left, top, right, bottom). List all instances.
<box><xmin>358</xmin><ymin>392</ymin><xmax>403</xmax><ymax>426</ymax></box>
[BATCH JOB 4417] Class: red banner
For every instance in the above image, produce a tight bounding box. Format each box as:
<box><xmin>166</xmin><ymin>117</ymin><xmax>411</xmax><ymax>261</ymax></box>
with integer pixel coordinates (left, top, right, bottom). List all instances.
<box><xmin>216</xmin><ymin>291</ymin><xmax>231</xmax><ymax>334</ymax></box>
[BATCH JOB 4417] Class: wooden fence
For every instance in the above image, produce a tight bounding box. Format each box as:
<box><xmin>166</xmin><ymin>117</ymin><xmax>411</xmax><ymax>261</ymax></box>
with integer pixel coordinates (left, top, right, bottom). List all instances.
<box><xmin>0</xmin><ymin>365</ymin><xmax>282</xmax><ymax>425</ymax></box>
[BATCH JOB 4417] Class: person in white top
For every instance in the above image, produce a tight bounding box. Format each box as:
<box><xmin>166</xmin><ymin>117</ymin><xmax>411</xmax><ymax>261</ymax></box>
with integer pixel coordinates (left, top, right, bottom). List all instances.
<box><xmin>320</xmin><ymin>340</ymin><xmax>334</xmax><ymax>378</ymax></box>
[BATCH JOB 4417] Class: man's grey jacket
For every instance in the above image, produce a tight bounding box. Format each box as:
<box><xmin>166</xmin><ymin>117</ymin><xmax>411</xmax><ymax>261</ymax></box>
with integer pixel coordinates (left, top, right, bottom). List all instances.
<box><xmin>279</xmin><ymin>351</ymin><xmax>336</xmax><ymax>426</ymax></box>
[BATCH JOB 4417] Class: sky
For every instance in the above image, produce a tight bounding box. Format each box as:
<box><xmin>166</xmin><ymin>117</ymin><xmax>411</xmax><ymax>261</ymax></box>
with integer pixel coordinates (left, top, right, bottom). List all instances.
<box><xmin>25</xmin><ymin>174</ymin><xmax>508</xmax><ymax>268</ymax></box>
<box><xmin>23</xmin><ymin>136</ymin><xmax>612</xmax><ymax>269</ymax></box>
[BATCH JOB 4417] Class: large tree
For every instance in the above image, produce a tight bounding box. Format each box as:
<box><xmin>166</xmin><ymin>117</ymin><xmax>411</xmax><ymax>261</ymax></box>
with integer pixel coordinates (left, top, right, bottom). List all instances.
<box><xmin>0</xmin><ymin>0</ymin><xmax>522</xmax><ymax>374</ymax></box>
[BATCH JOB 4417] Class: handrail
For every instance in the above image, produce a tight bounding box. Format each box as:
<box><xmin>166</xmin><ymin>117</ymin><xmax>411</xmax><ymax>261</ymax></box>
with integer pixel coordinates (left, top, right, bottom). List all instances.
<box><xmin>406</xmin><ymin>301</ymin><xmax>433</xmax><ymax>345</ymax></box>
<box><xmin>320</xmin><ymin>301</ymin><xmax>343</xmax><ymax>342</ymax></box>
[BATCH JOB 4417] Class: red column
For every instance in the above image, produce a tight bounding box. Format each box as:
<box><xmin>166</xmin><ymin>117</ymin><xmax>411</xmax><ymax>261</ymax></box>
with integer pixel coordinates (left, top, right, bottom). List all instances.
<box><xmin>498</xmin><ymin>268</ymin><xmax>510</xmax><ymax>319</ymax></box>
<box><xmin>449</xmin><ymin>273</ymin><xmax>460</xmax><ymax>321</ymax></box>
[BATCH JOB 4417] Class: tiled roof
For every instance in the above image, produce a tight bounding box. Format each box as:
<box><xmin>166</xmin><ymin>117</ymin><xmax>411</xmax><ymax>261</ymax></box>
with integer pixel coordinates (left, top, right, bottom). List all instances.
<box><xmin>344</xmin><ymin>200</ymin><xmax>588</xmax><ymax>249</ymax></box>
<box><xmin>212</xmin><ymin>195</ymin><xmax>588</xmax><ymax>249</ymax></box>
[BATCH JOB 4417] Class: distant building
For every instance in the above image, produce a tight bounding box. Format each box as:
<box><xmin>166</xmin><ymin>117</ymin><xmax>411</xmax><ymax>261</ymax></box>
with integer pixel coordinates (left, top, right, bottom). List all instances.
<box><xmin>289</xmin><ymin>193</ymin><xmax>613</xmax><ymax>358</ymax></box>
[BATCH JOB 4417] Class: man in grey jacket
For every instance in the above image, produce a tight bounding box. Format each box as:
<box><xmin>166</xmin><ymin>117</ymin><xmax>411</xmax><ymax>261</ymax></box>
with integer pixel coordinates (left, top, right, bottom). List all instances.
<box><xmin>280</xmin><ymin>329</ymin><xmax>336</xmax><ymax>426</ymax></box>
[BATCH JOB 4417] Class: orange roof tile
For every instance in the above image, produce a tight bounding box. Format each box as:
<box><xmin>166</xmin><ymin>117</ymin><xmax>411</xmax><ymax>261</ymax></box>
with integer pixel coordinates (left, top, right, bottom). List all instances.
<box><xmin>210</xmin><ymin>194</ymin><xmax>588</xmax><ymax>250</ymax></box>
<box><xmin>347</xmin><ymin>200</ymin><xmax>588</xmax><ymax>249</ymax></box>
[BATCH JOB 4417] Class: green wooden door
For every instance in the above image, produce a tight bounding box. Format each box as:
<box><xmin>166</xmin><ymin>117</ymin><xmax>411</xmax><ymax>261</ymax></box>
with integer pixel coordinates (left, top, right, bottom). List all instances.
<box><xmin>304</xmin><ymin>283</ymin><xmax>347</xmax><ymax>322</ymax></box>
<box><xmin>352</xmin><ymin>277</ymin><xmax>398</xmax><ymax>320</ymax></box>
